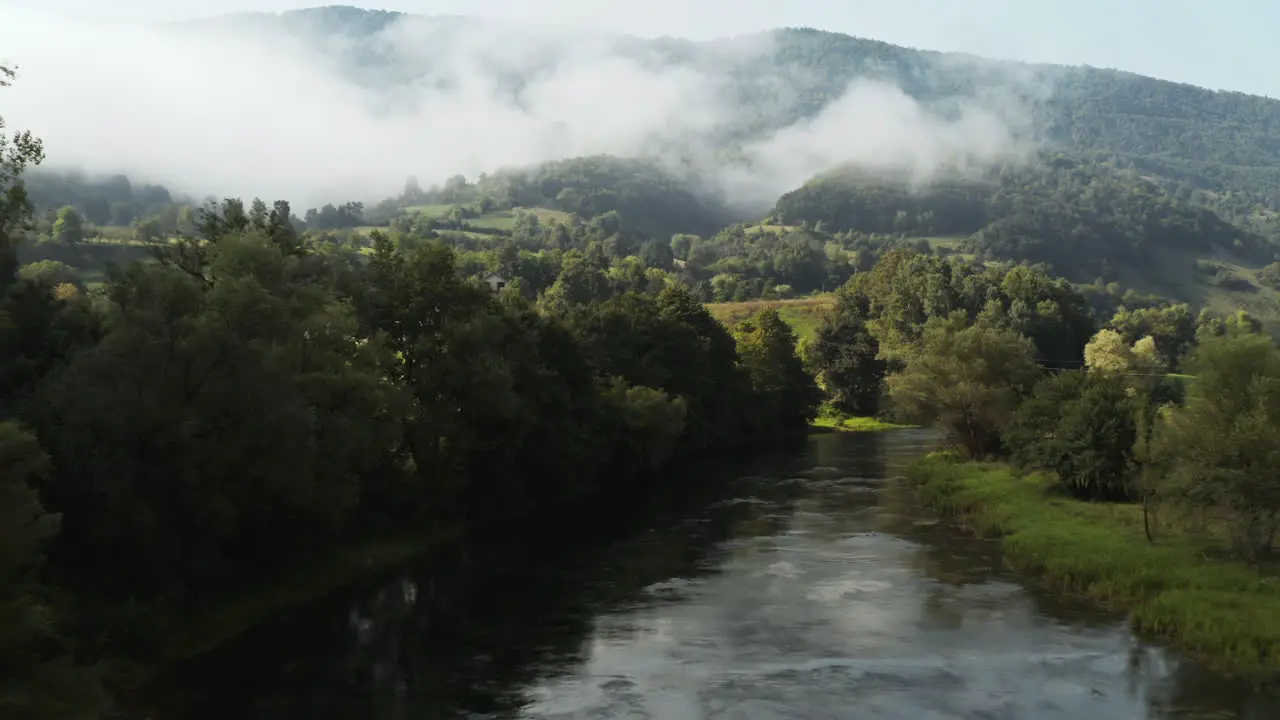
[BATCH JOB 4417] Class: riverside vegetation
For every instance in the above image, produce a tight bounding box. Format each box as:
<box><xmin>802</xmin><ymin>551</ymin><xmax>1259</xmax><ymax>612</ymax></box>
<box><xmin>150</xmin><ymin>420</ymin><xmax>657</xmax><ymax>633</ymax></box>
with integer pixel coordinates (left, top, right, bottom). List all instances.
<box><xmin>8</xmin><ymin>8</ymin><xmax>1280</xmax><ymax>716</ymax></box>
<box><xmin>1</xmin><ymin>68</ymin><xmax>826</xmax><ymax>719</ymax></box>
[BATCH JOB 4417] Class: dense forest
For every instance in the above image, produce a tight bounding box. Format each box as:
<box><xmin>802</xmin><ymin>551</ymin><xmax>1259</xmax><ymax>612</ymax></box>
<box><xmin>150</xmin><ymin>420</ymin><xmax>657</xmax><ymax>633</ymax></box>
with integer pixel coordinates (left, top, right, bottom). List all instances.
<box><xmin>774</xmin><ymin>156</ymin><xmax>1276</xmax><ymax>279</ymax></box>
<box><xmin>1</xmin><ymin>67</ymin><xmax>823</xmax><ymax>718</ymax></box>
<box><xmin>806</xmin><ymin>247</ymin><xmax>1279</xmax><ymax>560</ymax></box>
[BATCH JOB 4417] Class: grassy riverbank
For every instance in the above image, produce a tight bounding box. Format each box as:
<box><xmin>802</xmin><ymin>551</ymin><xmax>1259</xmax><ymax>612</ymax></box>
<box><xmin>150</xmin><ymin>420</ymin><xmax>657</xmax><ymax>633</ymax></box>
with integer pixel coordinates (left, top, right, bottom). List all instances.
<box><xmin>909</xmin><ymin>454</ymin><xmax>1280</xmax><ymax>680</ymax></box>
<box><xmin>809</xmin><ymin>413</ymin><xmax>915</xmax><ymax>433</ymax></box>
<box><xmin>810</xmin><ymin>415</ymin><xmax>913</xmax><ymax>433</ymax></box>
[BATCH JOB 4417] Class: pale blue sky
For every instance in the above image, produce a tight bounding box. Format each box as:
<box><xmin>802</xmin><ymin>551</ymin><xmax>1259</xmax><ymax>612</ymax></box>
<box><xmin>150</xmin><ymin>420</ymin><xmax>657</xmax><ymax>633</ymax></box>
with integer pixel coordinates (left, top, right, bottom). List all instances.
<box><xmin>7</xmin><ymin>0</ymin><xmax>1275</xmax><ymax>98</ymax></box>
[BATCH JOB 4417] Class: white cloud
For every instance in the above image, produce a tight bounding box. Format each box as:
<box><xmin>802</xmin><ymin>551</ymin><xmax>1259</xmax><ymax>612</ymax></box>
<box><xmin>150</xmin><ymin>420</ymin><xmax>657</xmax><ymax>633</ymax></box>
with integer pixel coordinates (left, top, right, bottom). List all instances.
<box><xmin>0</xmin><ymin>8</ymin><xmax>1043</xmax><ymax>212</ymax></box>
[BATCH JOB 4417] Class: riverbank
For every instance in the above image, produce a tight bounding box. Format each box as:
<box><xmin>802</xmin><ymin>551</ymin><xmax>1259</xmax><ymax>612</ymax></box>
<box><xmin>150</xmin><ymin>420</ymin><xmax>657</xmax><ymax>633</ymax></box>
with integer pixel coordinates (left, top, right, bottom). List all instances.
<box><xmin>108</xmin><ymin>526</ymin><xmax>462</xmax><ymax>693</ymax></box>
<box><xmin>809</xmin><ymin>415</ymin><xmax>914</xmax><ymax>433</ymax></box>
<box><xmin>908</xmin><ymin>454</ymin><xmax>1280</xmax><ymax>680</ymax></box>
<box><xmin>115</xmin><ymin>438</ymin><xmax>807</xmax><ymax>695</ymax></box>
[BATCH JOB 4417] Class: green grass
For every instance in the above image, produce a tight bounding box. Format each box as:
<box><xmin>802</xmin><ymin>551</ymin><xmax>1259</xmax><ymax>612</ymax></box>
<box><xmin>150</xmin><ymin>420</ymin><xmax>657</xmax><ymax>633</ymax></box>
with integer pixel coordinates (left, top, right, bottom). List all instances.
<box><xmin>919</xmin><ymin>235</ymin><xmax>966</xmax><ymax>250</ymax></box>
<box><xmin>402</xmin><ymin>204</ymin><xmax>574</xmax><ymax>231</ymax></box>
<box><xmin>1109</xmin><ymin>245</ymin><xmax>1280</xmax><ymax>336</ymax></box>
<box><xmin>809</xmin><ymin>415</ymin><xmax>914</xmax><ymax>433</ymax></box>
<box><xmin>705</xmin><ymin>294</ymin><xmax>836</xmax><ymax>343</ymax></box>
<box><xmin>467</xmin><ymin>213</ymin><xmax>517</xmax><ymax>231</ymax></box>
<box><xmin>909</xmin><ymin>455</ymin><xmax>1280</xmax><ymax>679</ymax></box>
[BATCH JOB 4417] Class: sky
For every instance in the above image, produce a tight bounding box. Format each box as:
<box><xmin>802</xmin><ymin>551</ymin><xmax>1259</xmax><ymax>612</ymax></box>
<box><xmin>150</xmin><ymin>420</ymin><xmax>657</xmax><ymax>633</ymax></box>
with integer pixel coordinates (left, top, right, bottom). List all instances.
<box><xmin>8</xmin><ymin>0</ymin><xmax>1275</xmax><ymax>98</ymax></box>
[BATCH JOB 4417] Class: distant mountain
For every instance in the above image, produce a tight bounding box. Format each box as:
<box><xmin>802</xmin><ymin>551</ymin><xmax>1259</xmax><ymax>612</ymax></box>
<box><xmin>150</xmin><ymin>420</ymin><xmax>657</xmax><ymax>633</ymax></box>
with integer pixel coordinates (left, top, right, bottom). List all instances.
<box><xmin>190</xmin><ymin>5</ymin><xmax>1280</xmax><ymax>209</ymax></box>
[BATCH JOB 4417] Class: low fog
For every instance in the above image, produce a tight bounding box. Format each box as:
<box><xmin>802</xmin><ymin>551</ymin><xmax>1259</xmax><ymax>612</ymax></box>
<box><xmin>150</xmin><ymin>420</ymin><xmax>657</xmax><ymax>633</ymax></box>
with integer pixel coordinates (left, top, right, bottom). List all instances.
<box><xmin>0</xmin><ymin>7</ymin><xmax>1045</xmax><ymax>211</ymax></box>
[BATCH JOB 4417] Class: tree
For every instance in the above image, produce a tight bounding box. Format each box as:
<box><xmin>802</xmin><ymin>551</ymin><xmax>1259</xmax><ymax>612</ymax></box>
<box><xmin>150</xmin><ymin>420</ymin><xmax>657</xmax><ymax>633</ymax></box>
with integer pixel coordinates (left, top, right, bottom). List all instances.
<box><xmin>637</xmin><ymin>239</ymin><xmax>674</xmax><ymax>271</ymax></box>
<box><xmin>16</xmin><ymin>261</ymin><xmax>83</xmax><ymax>293</ymax></box>
<box><xmin>1149</xmin><ymin>334</ymin><xmax>1280</xmax><ymax>561</ymax></box>
<box><xmin>1003</xmin><ymin>371</ymin><xmax>1136</xmax><ymax>500</ymax></box>
<box><xmin>1</xmin><ymin>66</ymin><xmax>45</xmax><ymax>284</ymax></box>
<box><xmin>0</xmin><ymin>421</ymin><xmax>103</xmax><ymax>720</ymax></box>
<box><xmin>886</xmin><ymin>314</ymin><xmax>1039</xmax><ymax>458</ymax></box>
<box><xmin>807</xmin><ymin>292</ymin><xmax>885</xmax><ymax>416</ymax></box>
<box><xmin>51</xmin><ymin>207</ymin><xmax>84</xmax><ymax>246</ymax></box>
<box><xmin>732</xmin><ymin>308</ymin><xmax>821</xmax><ymax>435</ymax></box>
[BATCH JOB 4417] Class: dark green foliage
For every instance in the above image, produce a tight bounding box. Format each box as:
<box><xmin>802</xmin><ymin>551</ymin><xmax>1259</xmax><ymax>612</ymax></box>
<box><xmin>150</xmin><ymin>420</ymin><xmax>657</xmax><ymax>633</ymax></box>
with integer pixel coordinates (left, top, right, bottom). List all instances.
<box><xmin>0</xmin><ymin>422</ymin><xmax>104</xmax><ymax>720</ymax></box>
<box><xmin>775</xmin><ymin>158</ymin><xmax>1272</xmax><ymax>285</ymax></box>
<box><xmin>732</xmin><ymin>308</ymin><xmax>822</xmax><ymax>434</ymax></box>
<box><xmin>774</xmin><ymin>173</ymin><xmax>991</xmax><ymax>236</ymax></box>
<box><xmin>1149</xmin><ymin>334</ymin><xmax>1280</xmax><ymax>560</ymax></box>
<box><xmin>806</xmin><ymin>293</ymin><xmax>884</xmax><ymax>416</ymax></box>
<box><xmin>427</xmin><ymin>156</ymin><xmax>733</xmax><ymax>242</ymax></box>
<box><xmin>839</xmin><ymin>249</ymin><xmax>1095</xmax><ymax>363</ymax></box>
<box><xmin>884</xmin><ymin>314</ymin><xmax>1040</xmax><ymax>458</ymax></box>
<box><xmin>1004</xmin><ymin>371</ymin><xmax>1137</xmax><ymax>501</ymax></box>
<box><xmin>0</xmin><ymin>187</ymin><xmax>818</xmax><ymax>718</ymax></box>
<box><xmin>23</xmin><ymin>171</ymin><xmax>174</xmax><ymax>226</ymax></box>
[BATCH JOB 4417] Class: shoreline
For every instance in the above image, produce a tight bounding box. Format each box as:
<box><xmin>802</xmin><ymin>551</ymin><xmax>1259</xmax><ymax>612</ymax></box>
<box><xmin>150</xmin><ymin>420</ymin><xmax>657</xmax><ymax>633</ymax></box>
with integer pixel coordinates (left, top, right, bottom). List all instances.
<box><xmin>112</xmin><ymin>526</ymin><xmax>461</xmax><ymax>694</ymax></box>
<box><xmin>908</xmin><ymin>454</ymin><xmax>1280</xmax><ymax>681</ymax></box>
<box><xmin>809</xmin><ymin>415</ymin><xmax>914</xmax><ymax>433</ymax></box>
<box><xmin>114</xmin><ymin>437</ymin><xmax>806</xmax><ymax>695</ymax></box>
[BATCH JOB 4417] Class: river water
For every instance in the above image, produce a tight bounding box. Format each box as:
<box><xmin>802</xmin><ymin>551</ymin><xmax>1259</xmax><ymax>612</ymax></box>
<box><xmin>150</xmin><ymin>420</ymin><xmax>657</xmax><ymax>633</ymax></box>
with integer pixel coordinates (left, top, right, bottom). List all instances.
<box><xmin>137</xmin><ymin>430</ymin><xmax>1279</xmax><ymax>719</ymax></box>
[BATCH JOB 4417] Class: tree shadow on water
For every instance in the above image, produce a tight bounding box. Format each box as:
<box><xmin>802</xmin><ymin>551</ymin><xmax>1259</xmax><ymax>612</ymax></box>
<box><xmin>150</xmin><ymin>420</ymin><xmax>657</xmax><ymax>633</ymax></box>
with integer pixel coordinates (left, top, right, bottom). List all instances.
<box><xmin>134</xmin><ymin>443</ymin><xmax>812</xmax><ymax>720</ymax></box>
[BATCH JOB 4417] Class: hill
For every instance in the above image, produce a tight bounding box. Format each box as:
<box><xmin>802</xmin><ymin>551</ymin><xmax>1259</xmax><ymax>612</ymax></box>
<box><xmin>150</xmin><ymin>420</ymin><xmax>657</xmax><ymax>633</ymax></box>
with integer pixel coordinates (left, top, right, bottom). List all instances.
<box><xmin>384</xmin><ymin>156</ymin><xmax>736</xmax><ymax>241</ymax></box>
<box><xmin>20</xmin><ymin>7</ymin><xmax>1280</xmax><ymax>332</ymax></box>
<box><xmin>191</xmin><ymin>7</ymin><xmax>1280</xmax><ymax>209</ymax></box>
<box><xmin>771</xmin><ymin>155</ymin><xmax>1280</xmax><ymax>331</ymax></box>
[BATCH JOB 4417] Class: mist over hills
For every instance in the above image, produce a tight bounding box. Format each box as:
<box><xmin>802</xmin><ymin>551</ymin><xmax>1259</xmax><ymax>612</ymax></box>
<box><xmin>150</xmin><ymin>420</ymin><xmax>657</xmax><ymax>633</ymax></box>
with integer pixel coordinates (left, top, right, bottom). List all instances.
<box><xmin>10</xmin><ymin>4</ymin><xmax>1280</xmax><ymax>330</ymax></box>
<box><xmin>194</xmin><ymin>5</ymin><xmax>1280</xmax><ymax>198</ymax></box>
<box><xmin>6</xmin><ymin>3</ymin><xmax>1279</xmax><ymax>210</ymax></box>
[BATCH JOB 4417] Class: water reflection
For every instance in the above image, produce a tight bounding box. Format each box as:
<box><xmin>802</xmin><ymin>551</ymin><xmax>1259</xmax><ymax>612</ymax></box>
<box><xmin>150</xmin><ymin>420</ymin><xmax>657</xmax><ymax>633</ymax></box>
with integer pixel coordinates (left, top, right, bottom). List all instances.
<box><xmin>139</xmin><ymin>431</ymin><xmax>1279</xmax><ymax>719</ymax></box>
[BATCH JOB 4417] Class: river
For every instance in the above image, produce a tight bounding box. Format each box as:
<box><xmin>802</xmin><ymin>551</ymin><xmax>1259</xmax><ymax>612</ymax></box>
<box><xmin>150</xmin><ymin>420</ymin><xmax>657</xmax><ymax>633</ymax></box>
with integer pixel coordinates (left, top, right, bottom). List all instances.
<box><xmin>136</xmin><ymin>429</ymin><xmax>1279</xmax><ymax>719</ymax></box>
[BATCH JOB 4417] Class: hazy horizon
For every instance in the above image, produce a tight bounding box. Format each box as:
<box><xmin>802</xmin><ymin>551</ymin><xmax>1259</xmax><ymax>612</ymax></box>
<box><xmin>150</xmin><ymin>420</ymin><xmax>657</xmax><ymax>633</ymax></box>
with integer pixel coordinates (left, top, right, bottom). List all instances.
<box><xmin>0</xmin><ymin>2</ymin><xmax>1266</xmax><ymax>211</ymax></box>
<box><xmin>0</xmin><ymin>5</ymin><xmax>1051</xmax><ymax>210</ymax></box>
<box><xmin>5</xmin><ymin>0</ymin><xmax>1272</xmax><ymax>98</ymax></box>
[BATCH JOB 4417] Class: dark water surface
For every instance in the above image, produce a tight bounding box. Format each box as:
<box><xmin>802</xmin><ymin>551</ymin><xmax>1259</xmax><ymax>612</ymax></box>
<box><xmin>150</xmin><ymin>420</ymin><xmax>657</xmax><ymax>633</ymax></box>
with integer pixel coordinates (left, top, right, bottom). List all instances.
<box><xmin>137</xmin><ymin>430</ymin><xmax>1279</xmax><ymax>719</ymax></box>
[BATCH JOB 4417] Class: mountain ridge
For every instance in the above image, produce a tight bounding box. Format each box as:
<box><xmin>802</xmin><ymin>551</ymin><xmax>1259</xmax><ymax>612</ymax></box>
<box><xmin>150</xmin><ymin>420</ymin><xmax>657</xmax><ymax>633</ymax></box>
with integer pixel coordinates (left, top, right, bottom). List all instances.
<box><xmin>179</xmin><ymin>6</ymin><xmax>1280</xmax><ymax>200</ymax></box>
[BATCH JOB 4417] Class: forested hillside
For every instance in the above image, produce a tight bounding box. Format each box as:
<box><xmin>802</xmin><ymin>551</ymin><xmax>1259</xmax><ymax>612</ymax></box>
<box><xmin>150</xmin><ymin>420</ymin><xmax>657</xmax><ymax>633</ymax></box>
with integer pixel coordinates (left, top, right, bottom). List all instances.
<box><xmin>196</xmin><ymin>7</ymin><xmax>1280</xmax><ymax>203</ymax></box>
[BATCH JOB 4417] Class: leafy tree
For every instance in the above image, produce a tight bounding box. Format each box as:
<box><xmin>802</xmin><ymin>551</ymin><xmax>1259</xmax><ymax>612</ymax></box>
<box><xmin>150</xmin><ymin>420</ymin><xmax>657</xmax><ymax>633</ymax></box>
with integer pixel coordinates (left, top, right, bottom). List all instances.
<box><xmin>51</xmin><ymin>207</ymin><xmax>84</xmax><ymax>246</ymax></box>
<box><xmin>885</xmin><ymin>314</ymin><xmax>1039</xmax><ymax>458</ymax></box>
<box><xmin>1</xmin><ymin>67</ymin><xmax>44</xmax><ymax>284</ymax></box>
<box><xmin>1004</xmin><ymin>371</ymin><xmax>1136</xmax><ymax>500</ymax></box>
<box><xmin>16</xmin><ymin>261</ymin><xmax>83</xmax><ymax>293</ymax></box>
<box><xmin>806</xmin><ymin>291</ymin><xmax>884</xmax><ymax>416</ymax></box>
<box><xmin>637</xmin><ymin>239</ymin><xmax>674</xmax><ymax>271</ymax></box>
<box><xmin>1149</xmin><ymin>334</ymin><xmax>1280</xmax><ymax>561</ymax></box>
<box><xmin>732</xmin><ymin>308</ymin><xmax>821</xmax><ymax>434</ymax></box>
<box><xmin>0</xmin><ymin>421</ymin><xmax>103</xmax><ymax>720</ymax></box>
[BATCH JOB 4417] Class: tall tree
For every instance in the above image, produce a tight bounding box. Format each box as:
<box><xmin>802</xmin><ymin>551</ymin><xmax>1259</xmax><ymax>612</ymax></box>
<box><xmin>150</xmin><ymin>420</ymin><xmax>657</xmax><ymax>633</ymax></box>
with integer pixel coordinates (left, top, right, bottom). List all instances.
<box><xmin>0</xmin><ymin>422</ymin><xmax>104</xmax><ymax>720</ymax></box>
<box><xmin>733</xmin><ymin>308</ymin><xmax>821</xmax><ymax>435</ymax></box>
<box><xmin>51</xmin><ymin>207</ymin><xmax>84</xmax><ymax>246</ymax></box>
<box><xmin>886</xmin><ymin>313</ymin><xmax>1039</xmax><ymax>458</ymax></box>
<box><xmin>1150</xmin><ymin>334</ymin><xmax>1280</xmax><ymax>561</ymax></box>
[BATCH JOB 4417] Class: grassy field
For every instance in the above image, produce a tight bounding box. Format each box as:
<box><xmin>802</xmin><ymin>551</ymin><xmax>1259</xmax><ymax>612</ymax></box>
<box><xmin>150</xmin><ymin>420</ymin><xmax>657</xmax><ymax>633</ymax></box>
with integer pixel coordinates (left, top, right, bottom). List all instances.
<box><xmin>910</xmin><ymin>455</ymin><xmax>1280</xmax><ymax>679</ymax></box>
<box><xmin>402</xmin><ymin>203</ymin><xmax>455</xmax><ymax>218</ymax></box>
<box><xmin>743</xmin><ymin>223</ymin><xmax>799</xmax><ymax>235</ymax></box>
<box><xmin>1111</xmin><ymin>245</ymin><xmax>1280</xmax><ymax>335</ymax></box>
<box><xmin>705</xmin><ymin>294</ymin><xmax>836</xmax><ymax>342</ymax></box>
<box><xmin>404</xmin><ymin>203</ymin><xmax>574</xmax><ymax>231</ymax></box>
